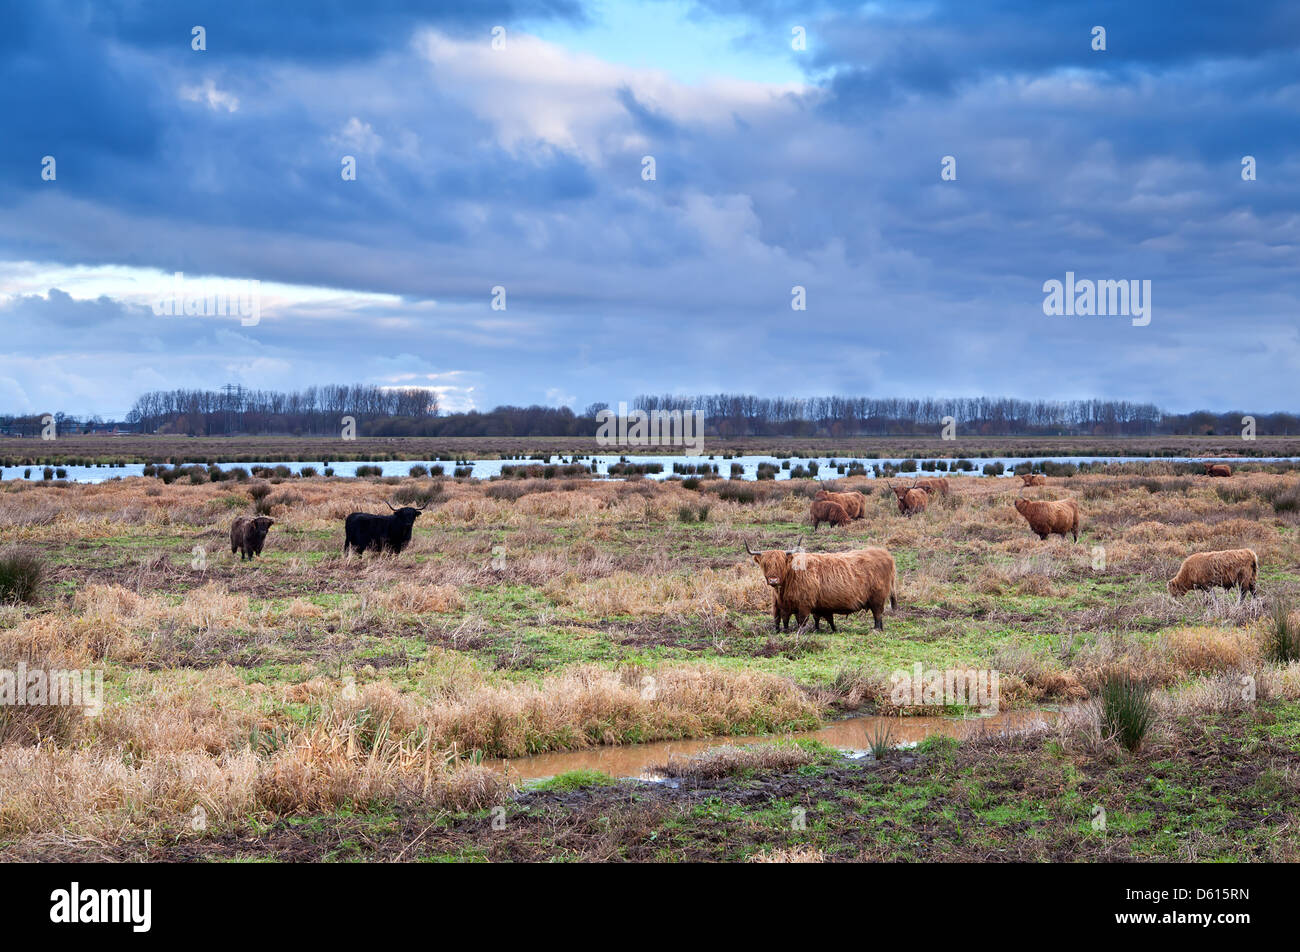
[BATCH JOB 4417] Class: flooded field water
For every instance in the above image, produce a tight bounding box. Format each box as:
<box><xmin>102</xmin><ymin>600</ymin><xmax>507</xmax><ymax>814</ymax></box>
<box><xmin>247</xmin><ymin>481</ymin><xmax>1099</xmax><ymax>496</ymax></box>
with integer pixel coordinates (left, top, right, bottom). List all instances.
<box><xmin>488</xmin><ymin>708</ymin><xmax>1059</xmax><ymax>783</ymax></box>
<box><xmin>12</xmin><ymin>454</ymin><xmax>1297</xmax><ymax>484</ymax></box>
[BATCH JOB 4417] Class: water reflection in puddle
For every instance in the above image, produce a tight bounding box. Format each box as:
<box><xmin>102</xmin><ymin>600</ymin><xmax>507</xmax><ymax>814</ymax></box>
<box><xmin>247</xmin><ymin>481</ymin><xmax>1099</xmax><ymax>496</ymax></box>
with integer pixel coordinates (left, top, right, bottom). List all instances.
<box><xmin>488</xmin><ymin>708</ymin><xmax>1057</xmax><ymax>783</ymax></box>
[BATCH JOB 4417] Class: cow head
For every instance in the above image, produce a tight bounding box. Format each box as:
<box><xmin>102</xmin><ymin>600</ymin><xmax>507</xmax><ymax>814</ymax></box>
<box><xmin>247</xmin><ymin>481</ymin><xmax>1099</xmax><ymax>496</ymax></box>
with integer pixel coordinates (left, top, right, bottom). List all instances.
<box><xmin>745</xmin><ymin>539</ymin><xmax>801</xmax><ymax>587</ymax></box>
<box><xmin>249</xmin><ymin>516</ymin><xmax>275</xmax><ymax>541</ymax></box>
<box><xmin>386</xmin><ymin>501</ymin><xmax>426</xmax><ymax>526</ymax></box>
<box><xmin>1167</xmin><ymin>576</ymin><xmax>1188</xmax><ymax>597</ymax></box>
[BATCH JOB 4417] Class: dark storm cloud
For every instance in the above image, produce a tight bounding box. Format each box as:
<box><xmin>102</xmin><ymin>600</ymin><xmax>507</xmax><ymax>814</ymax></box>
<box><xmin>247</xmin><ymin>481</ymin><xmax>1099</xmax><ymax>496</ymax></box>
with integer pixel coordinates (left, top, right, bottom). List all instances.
<box><xmin>0</xmin><ymin>0</ymin><xmax>1297</xmax><ymax>416</ymax></box>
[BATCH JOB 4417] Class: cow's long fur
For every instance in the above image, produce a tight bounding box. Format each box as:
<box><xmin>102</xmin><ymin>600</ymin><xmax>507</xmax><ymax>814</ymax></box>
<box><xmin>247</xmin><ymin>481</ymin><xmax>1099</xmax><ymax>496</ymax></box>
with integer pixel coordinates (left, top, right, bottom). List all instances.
<box><xmin>1205</xmin><ymin>463</ymin><xmax>1232</xmax><ymax>478</ymax></box>
<box><xmin>1013</xmin><ymin>496</ymin><xmax>1079</xmax><ymax>541</ymax></box>
<box><xmin>814</xmin><ymin>488</ymin><xmax>865</xmax><ymax>519</ymax></box>
<box><xmin>1168</xmin><ymin>549</ymin><xmax>1257</xmax><ymax>596</ymax></box>
<box><xmin>751</xmin><ymin>547</ymin><xmax>898</xmax><ymax>631</ymax></box>
<box><xmin>889</xmin><ymin>483</ymin><xmax>928</xmax><ymax>516</ymax></box>
<box><xmin>914</xmin><ymin>477</ymin><xmax>949</xmax><ymax>496</ymax></box>
<box><xmin>810</xmin><ymin>498</ymin><xmax>851</xmax><ymax>530</ymax></box>
<box><xmin>1020</xmin><ymin>473</ymin><xmax>1047</xmax><ymax>487</ymax></box>
<box><xmin>230</xmin><ymin>516</ymin><xmax>274</xmax><ymax>561</ymax></box>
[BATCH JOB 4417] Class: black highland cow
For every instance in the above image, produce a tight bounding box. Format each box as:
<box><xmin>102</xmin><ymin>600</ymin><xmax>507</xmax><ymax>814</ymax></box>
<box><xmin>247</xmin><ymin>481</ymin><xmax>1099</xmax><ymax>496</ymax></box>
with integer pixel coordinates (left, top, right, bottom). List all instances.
<box><xmin>231</xmin><ymin>516</ymin><xmax>275</xmax><ymax>560</ymax></box>
<box><xmin>343</xmin><ymin>502</ymin><xmax>426</xmax><ymax>556</ymax></box>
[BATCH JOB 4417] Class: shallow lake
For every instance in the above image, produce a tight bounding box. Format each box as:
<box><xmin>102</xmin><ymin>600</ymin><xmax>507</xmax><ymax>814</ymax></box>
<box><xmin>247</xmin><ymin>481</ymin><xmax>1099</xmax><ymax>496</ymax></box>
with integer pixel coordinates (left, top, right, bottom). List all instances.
<box><xmin>7</xmin><ymin>454</ymin><xmax>1297</xmax><ymax>484</ymax></box>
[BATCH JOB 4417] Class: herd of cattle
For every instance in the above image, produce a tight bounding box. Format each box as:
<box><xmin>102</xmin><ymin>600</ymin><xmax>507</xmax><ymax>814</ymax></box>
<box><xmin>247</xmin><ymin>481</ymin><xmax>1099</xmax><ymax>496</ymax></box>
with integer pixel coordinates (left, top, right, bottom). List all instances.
<box><xmin>225</xmin><ymin>462</ymin><xmax>1258</xmax><ymax>635</ymax></box>
<box><xmin>774</xmin><ymin>464</ymin><xmax>1255</xmax><ymax>631</ymax></box>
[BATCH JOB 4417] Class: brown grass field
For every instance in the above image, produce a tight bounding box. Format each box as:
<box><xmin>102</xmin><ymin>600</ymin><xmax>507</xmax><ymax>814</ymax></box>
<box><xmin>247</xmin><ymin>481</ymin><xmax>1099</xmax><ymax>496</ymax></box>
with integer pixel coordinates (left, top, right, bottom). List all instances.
<box><xmin>1</xmin><ymin>463</ymin><xmax>1299</xmax><ymax>861</ymax></box>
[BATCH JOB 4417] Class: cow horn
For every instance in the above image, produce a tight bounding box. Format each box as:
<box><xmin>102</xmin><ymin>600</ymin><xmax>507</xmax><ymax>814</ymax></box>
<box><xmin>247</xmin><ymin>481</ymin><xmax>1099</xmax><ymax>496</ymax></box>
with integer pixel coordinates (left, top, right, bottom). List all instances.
<box><xmin>744</xmin><ymin>539</ymin><xmax>758</xmax><ymax>555</ymax></box>
<box><xmin>787</xmin><ymin>535</ymin><xmax>804</xmax><ymax>552</ymax></box>
<box><xmin>416</xmin><ymin>501</ymin><xmax>428</xmax><ymax>511</ymax></box>
<box><xmin>386</xmin><ymin>501</ymin><xmax>398</xmax><ymax>511</ymax></box>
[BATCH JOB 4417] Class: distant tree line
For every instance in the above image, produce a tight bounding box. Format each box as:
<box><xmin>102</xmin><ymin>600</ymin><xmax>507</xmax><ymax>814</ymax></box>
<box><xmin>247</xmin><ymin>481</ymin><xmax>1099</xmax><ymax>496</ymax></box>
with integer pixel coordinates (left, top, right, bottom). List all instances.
<box><xmin>123</xmin><ymin>385</ymin><xmax>438</xmax><ymax>436</ymax></box>
<box><xmin>3</xmin><ymin>390</ymin><xmax>1299</xmax><ymax>438</ymax></box>
<box><xmin>621</xmin><ymin>395</ymin><xmax>1300</xmax><ymax>438</ymax></box>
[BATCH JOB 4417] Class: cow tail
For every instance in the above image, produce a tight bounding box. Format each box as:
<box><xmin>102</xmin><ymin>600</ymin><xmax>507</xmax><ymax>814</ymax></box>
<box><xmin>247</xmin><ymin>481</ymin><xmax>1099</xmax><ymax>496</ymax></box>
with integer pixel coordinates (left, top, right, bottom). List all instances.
<box><xmin>890</xmin><ymin>564</ymin><xmax>898</xmax><ymax>609</ymax></box>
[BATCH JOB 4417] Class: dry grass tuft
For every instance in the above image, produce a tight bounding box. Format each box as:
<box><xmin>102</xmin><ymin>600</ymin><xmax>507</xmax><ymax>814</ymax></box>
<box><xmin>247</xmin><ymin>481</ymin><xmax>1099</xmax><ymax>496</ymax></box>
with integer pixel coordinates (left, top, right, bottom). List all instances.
<box><xmin>748</xmin><ymin>845</ymin><xmax>825</xmax><ymax>863</ymax></box>
<box><xmin>651</xmin><ymin>742</ymin><xmax>818</xmax><ymax>780</ymax></box>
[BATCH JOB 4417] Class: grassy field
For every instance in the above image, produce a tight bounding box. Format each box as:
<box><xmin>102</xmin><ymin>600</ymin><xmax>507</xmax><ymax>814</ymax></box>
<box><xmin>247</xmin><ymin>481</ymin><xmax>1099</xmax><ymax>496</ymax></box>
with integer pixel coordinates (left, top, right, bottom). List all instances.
<box><xmin>1</xmin><ymin>464</ymin><xmax>1299</xmax><ymax>861</ymax></box>
<box><xmin>6</xmin><ymin>433</ymin><xmax>1300</xmax><ymax>466</ymax></box>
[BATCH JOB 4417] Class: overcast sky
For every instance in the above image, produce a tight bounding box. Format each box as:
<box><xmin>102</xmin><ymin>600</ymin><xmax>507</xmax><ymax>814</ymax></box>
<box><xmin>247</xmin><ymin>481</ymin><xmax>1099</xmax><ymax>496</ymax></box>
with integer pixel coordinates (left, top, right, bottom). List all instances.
<box><xmin>1</xmin><ymin>0</ymin><xmax>1297</xmax><ymax>418</ymax></box>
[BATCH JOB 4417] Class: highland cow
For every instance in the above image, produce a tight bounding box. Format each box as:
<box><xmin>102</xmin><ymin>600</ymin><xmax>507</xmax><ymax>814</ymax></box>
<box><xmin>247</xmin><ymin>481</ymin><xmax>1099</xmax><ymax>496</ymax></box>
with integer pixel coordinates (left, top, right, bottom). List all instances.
<box><xmin>810</xmin><ymin>498</ymin><xmax>852</xmax><ymax>530</ymax></box>
<box><xmin>343</xmin><ymin>502</ymin><xmax>426</xmax><ymax>556</ymax></box>
<box><xmin>888</xmin><ymin>482</ymin><xmax>928</xmax><ymax>516</ymax></box>
<box><xmin>1168</xmin><ymin>549</ymin><xmax>1257</xmax><ymax>597</ymax></box>
<box><xmin>914</xmin><ymin>477</ymin><xmax>950</xmax><ymax>496</ymax></box>
<box><xmin>1020</xmin><ymin>473</ymin><xmax>1047</xmax><ymax>487</ymax></box>
<box><xmin>814</xmin><ymin>488</ymin><xmax>865</xmax><ymax>520</ymax></box>
<box><xmin>230</xmin><ymin>516</ymin><xmax>274</xmax><ymax>561</ymax></box>
<box><xmin>1013</xmin><ymin>494</ymin><xmax>1079</xmax><ymax>541</ymax></box>
<box><xmin>747</xmin><ymin>541</ymin><xmax>898</xmax><ymax>632</ymax></box>
<box><xmin>1204</xmin><ymin>463</ymin><xmax>1232</xmax><ymax>478</ymax></box>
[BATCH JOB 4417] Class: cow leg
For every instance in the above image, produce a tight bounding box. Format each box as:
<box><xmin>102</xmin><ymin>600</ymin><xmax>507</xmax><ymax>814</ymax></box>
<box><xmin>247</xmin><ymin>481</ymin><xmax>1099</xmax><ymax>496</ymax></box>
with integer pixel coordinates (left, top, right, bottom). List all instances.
<box><xmin>872</xmin><ymin>607</ymin><xmax>884</xmax><ymax>631</ymax></box>
<box><xmin>826</xmin><ymin>614</ymin><xmax>836</xmax><ymax>632</ymax></box>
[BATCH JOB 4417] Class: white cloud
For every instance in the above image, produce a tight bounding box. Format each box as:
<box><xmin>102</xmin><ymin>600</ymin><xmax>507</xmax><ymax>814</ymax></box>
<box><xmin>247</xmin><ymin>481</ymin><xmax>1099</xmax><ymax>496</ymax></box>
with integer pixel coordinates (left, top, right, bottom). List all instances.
<box><xmin>179</xmin><ymin>79</ymin><xmax>240</xmax><ymax>113</ymax></box>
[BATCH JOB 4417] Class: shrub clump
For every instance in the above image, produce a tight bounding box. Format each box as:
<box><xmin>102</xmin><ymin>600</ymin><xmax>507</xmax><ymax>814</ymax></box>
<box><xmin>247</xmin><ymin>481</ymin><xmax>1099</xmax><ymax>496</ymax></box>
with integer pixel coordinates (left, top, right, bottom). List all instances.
<box><xmin>0</xmin><ymin>548</ymin><xmax>44</xmax><ymax>604</ymax></box>
<box><xmin>1099</xmin><ymin>673</ymin><xmax>1155</xmax><ymax>752</ymax></box>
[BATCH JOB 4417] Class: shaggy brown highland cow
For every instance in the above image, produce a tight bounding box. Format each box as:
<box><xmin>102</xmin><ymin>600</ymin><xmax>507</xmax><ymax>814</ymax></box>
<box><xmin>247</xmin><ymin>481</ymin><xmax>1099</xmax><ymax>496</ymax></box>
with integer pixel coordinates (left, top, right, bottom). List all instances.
<box><xmin>1013</xmin><ymin>494</ymin><xmax>1079</xmax><ymax>541</ymax></box>
<box><xmin>231</xmin><ymin>516</ymin><xmax>275</xmax><ymax>560</ymax></box>
<box><xmin>814</xmin><ymin>488</ymin><xmax>865</xmax><ymax>520</ymax></box>
<box><xmin>1204</xmin><ymin>463</ymin><xmax>1232</xmax><ymax>478</ymax></box>
<box><xmin>746</xmin><ymin>542</ymin><xmax>898</xmax><ymax>632</ymax></box>
<box><xmin>1020</xmin><ymin>473</ymin><xmax>1047</xmax><ymax>487</ymax></box>
<box><xmin>888</xmin><ymin>482</ymin><xmax>928</xmax><ymax>516</ymax></box>
<box><xmin>913</xmin><ymin>477</ymin><xmax>949</xmax><ymax>495</ymax></box>
<box><xmin>810</xmin><ymin>498</ymin><xmax>852</xmax><ymax>530</ymax></box>
<box><xmin>1168</xmin><ymin>549</ymin><xmax>1257</xmax><ymax>597</ymax></box>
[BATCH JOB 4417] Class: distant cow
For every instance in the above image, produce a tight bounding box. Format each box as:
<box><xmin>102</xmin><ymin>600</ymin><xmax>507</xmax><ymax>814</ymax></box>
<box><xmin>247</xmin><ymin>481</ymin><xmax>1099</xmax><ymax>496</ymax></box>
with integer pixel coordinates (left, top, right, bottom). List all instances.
<box><xmin>1205</xmin><ymin>463</ymin><xmax>1232</xmax><ymax>478</ymax></box>
<box><xmin>888</xmin><ymin>481</ymin><xmax>928</xmax><ymax>516</ymax></box>
<box><xmin>1168</xmin><ymin>549</ymin><xmax>1257</xmax><ymax>597</ymax></box>
<box><xmin>810</xmin><ymin>498</ymin><xmax>852</xmax><ymax>530</ymax></box>
<box><xmin>747</xmin><ymin>541</ymin><xmax>897</xmax><ymax>632</ymax></box>
<box><xmin>1013</xmin><ymin>493</ymin><xmax>1079</xmax><ymax>541</ymax></box>
<box><xmin>231</xmin><ymin>516</ymin><xmax>274</xmax><ymax>561</ymax></box>
<box><xmin>1020</xmin><ymin>473</ymin><xmax>1047</xmax><ymax>487</ymax></box>
<box><xmin>343</xmin><ymin>502</ymin><xmax>426</xmax><ymax>556</ymax></box>
<box><xmin>814</xmin><ymin>488</ymin><xmax>865</xmax><ymax>520</ymax></box>
<box><xmin>914</xmin><ymin>477</ymin><xmax>949</xmax><ymax>496</ymax></box>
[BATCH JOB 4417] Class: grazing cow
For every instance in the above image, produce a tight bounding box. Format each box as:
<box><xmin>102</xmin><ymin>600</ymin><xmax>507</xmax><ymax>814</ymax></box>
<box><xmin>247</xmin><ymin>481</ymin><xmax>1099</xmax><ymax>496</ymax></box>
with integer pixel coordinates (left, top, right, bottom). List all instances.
<box><xmin>231</xmin><ymin>516</ymin><xmax>275</xmax><ymax>561</ymax></box>
<box><xmin>1020</xmin><ymin>473</ymin><xmax>1047</xmax><ymax>487</ymax></box>
<box><xmin>1168</xmin><ymin>549</ymin><xmax>1257</xmax><ymax>597</ymax></box>
<box><xmin>887</xmin><ymin>481</ymin><xmax>928</xmax><ymax>516</ymax></box>
<box><xmin>914</xmin><ymin>477</ymin><xmax>949</xmax><ymax>496</ymax></box>
<box><xmin>343</xmin><ymin>501</ymin><xmax>426</xmax><ymax>556</ymax></box>
<box><xmin>1204</xmin><ymin>463</ymin><xmax>1232</xmax><ymax>478</ymax></box>
<box><xmin>814</xmin><ymin>488</ymin><xmax>865</xmax><ymax>520</ymax></box>
<box><xmin>810</xmin><ymin>498</ymin><xmax>852</xmax><ymax>530</ymax></box>
<box><xmin>746</xmin><ymin>541</ymin><xmax>898</xmax><ymax>632</ymax></box>
<box><xmin>1013</xmin><ymin>492</ymin><xmax>1080</xmax><ymax>541</ymax></box>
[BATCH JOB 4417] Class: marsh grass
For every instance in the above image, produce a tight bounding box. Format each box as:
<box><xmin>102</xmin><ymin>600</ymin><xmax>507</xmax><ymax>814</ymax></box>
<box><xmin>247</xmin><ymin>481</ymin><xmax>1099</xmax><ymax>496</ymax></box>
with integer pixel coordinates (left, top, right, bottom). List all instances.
<box><xmin>1265</xmin><ymin>599</ymin><xmax>1300</xmax><ymax>664</ymax></box>
<box><xmin>1098</xmin><ymin>673</ymin><xmax>1155</xmax><ymax>752</ymax></box>
<box><xmin>0</xmin><ymin>548</ymin><xmax>43</xmax><ymax>604</ymax></box>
